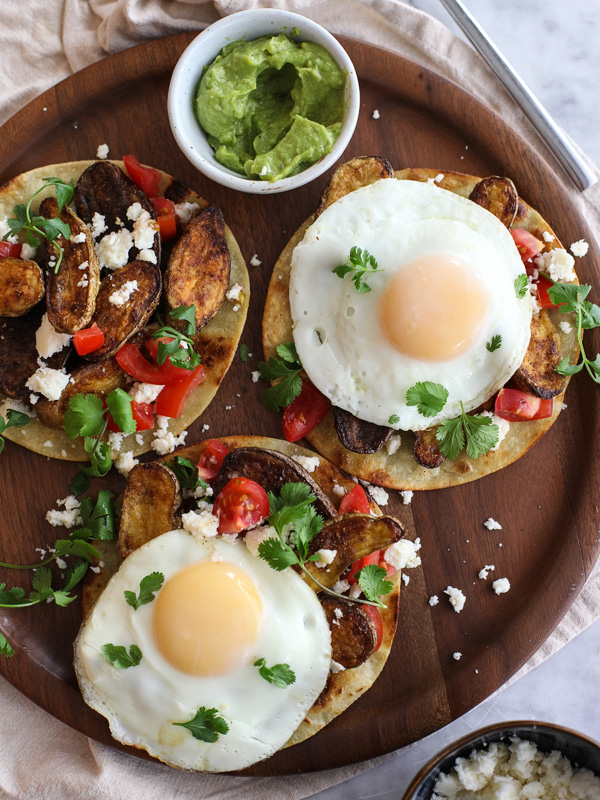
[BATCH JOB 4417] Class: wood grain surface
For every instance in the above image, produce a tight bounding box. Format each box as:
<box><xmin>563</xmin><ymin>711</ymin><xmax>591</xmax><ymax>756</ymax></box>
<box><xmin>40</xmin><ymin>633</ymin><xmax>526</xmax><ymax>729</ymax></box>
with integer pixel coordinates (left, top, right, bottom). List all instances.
<box><xmin>0</xmin><ymin>33</ymin><xmax>599</xmax><ymax>776</ymax></box>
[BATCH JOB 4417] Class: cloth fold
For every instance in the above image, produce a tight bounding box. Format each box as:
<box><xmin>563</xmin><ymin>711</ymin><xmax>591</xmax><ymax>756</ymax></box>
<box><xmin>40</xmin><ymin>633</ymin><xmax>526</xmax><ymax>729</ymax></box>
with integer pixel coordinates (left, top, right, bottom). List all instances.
<box><xmin>0</xmin><ymin>1</ymin><xmax>599</xmax><ymax>798</ymax></box>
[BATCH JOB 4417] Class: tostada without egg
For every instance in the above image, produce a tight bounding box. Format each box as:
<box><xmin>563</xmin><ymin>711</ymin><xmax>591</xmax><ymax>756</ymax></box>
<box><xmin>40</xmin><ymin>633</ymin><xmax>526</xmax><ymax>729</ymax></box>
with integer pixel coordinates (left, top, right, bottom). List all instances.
<box><xmin>262</xmin><ymin>157</ymin><xmax>583</xmax><ymax>490</ymax></box>
<box><xmin>0</xmin><ymin>158</ymin><xmax>249</xmax><ymax>464</ymax></box>
<box><xmin>75</xmin><ymin>435</ymin><xmax>415</xmax><ymax>772</ymax></box>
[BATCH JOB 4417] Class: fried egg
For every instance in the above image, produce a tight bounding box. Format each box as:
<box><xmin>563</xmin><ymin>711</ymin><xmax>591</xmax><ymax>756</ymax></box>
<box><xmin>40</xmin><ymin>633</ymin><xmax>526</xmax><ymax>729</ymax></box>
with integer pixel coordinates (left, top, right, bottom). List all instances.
<box><xmin>289</xmin><ymin>179</ymin><xmax>532</xmax><ymax>431</ymax></box>
<box><xmin>74</xmin><ymin>529</ymin><xmax>331</xmax><ymax>772</ymax></box>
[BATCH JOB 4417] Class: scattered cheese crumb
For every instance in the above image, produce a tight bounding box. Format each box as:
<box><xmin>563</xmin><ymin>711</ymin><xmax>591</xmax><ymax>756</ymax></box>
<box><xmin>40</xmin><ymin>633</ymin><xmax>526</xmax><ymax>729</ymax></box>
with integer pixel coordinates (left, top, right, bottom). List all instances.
<box><xmin>30</xmin><ymin>394</ymin><xmax>39</xmax><ymax>405</ymax></box>
<box><xmin>385</xmin><ymin>538</ymin><xmax>421</xmax><ymax>570</ymax></box>
<box><xmin>332</xmin><ymin>578</ymin><xmax>350</xmax><ymax>595</ymax></box>
<box><xmin>135</xmin><ymin>434</ymin><xmax>144</xmax><ymax>446</ymax></box>
<box><xmin>226</xmin><ymin>283</ymin><xmax>243</xmax><ymax>303</ymax></box>
<box><xmin>402</xmin><ymin>573</ymin><xmax>410</xmax><ymax>586</ymax></box>
<box><xmin>129</xmin><ymin>381</ymin><xmax>164</xmax><ymax>404</ymax></box>
<box><xmin>244</xmin><ymin>525</ymin><xmax>278</xmax><ymax>557</ymax></box>
<box><xmin>26</xmin><ymin>367</ymin><xmax>69</xmax><ymax>401</ymax></box>
<box><xmin>372</xmin><ymin>109</ymin><xmax>380</xmax><ymax>119</ymax></box>
<box><xmin>21</xmin><ymin>242</ymin><xmax>37</xmax><ymax>259</ymax></box>
<box><xmin>333</xmin><ymin>607</ymin><xmax>343</xmax><ymax>621</ymax></box>
<box><xmin>367</xmin><ymin>484</ymin><xmax>389</xmax><ymax>506</ymax></box>
<box><xmin>250</xmin><ymin>254</ymin><xmax>262</xmax><ymax>267</ymax></box>
<box><xmin>115</xmin><ymin>451</ymin><xmax>139</xmax><ymax>476</ymax></box>
<box><xmin>332</xmin><ymin>482</ymin><xmax>346</xmax><ymax>497</ymax></box>
<box><xmin>174</xmin><ymin>202</ymin><xmax>200</xmax><ymax>225</ymax></box>
<box><xmin>251</xmin><ymin>370</ymin><xmax>260</xmax><ymax>383</ymax></box>
<box><xmin>109</xmin><ymin>280</ymin><xmax>138</xmax><ymax>307</ymax></box>
<box><xmin>138</xmin><ymin>248</ymin><xmax>157</xmax><ymax>264</ymax></box>
<box><xmin>78</xmin><ymin>260</ymin><xmax>89</xmax><ymax>270</ymax></box>
<box><xmin>429</xmin><ymin>595</ymin><xmax>439</xmax><ymax>607</ymax></box>
<box><xmin>400</xmin><ymin>490</ymin><xmax>413</xmax><ymax>505</ymax></box>
<box><xmin>43</xmin><ymin>440</ymin><xmax>53</xmax><ymax>448</ymax></box>
<box><xmin>330</xmin><ymin>660</ymin><xmax>346</xmax><ymax>673</ymax></box>
<box><xmin>89</xmin><ymin>212</ymin><xmax>107</xmax><ymax>239</ymax></box>
<box><xmin>492</xmin><ymin>577</ymin><xmax>511</xmax><ymax>595</ymax></box>
<box><xmin>478</xmin><ymin>564</ymin><xmax>495</xmax><ymax>580</ymax></box>
<box><xmin>542</xmin><ymin>230</ymin><xmax>555</xmax><ymax>243</ymax></box>
<box><xmin>444</xmin><ymin>586</ymin><xmax>466</xmax><ymax>613</ymax></box>
<box><xmin>46</xmin><ymin>496</ymin><xmax>82</xmax><ymax>528</ymax></box>
<box><xmin>484</xmin><ymin>517</ymin><xmax>502</xmax><ymax>531</ymax></box>
<box><xmin>315</xmin><ymin>548</ymin><xmax>337</xmax><ymax>569</ymax></box>
<box><xmin>151</xmin><ymin>415</ymin><xmax>187</xmax><ymax>455</ymax></box>
<box><xmin>202</xmin><ymin>424</ymin><xmax>210</xmax><ymax>432</ymax></box>
<box><xmin>349</xmin><ymin>583</ymin><xmax>362</xmax><ymax>599</ymax></box>
<box><xmin>71</xmin><ymin>232</ymin><xmax>87</xmax><ymax>244</ymax></box>
<box><xmin>55</xmin><ymin>557</ymin><xmax>68</xmax><ymax>571</ymax></box>
<box><xmin>453</xmin><ymin>652</ymin><xmax>462</xmax><ymax>661</ymax></box>
<box><xmin>559</xmin><ymin>320</ymin><xmax>573</xmax><ymax>334</ymax></box>
<box><xmin>95</xmin><ymin>228</ymin><xmax>133</xmax><ymax>269</ymax></box>
<box><xmin>182</xmin><ymin>508</ymin><xmax>219</xmax><ymax>539</ymax></box>
<box><xmin>108</xmin><ymin>431</ymin><xmax>125</xmax><ymax>455</ymax></box>
<box><xmin>535</xmin><ymin>248</ymin><xmax>576</xmax><ymax>283</ymax></box>
<box><xmin>292</xmin><ymin>454</ymin><xmax>320</xmax><ymax>473</ymax></box>
<box><xmin>96</xmin><ymin>143</ymin><xmax>109</xmax><ymax>159</ymax></box>
<box><xmin>35</xmin><ymin>314</ymin><xmax>72</xmax><ymax>359</ymax></box>
<box><xmin>570</xmin><ymin>239</ymin><xmax>589</xmax><ymax>257</ymax></box>
<box><xmin>385</xmin><ymin>434</ymin><xmax>401</xmax><ymax>456</ymax></box>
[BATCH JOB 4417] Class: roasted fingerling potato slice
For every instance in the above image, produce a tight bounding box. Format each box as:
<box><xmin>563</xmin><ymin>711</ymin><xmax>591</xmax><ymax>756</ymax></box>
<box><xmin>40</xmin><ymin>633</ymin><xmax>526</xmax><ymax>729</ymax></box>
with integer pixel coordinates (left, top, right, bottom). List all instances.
<box><xmin>118</xmin><ymin>462</ymin><xmax>182</xmax><ymax>558</ymax></box>
<box><xmin>84</xmin><ymin>260</ymin><xmax>162</xmax><ymax>361</ymax></box>
<box><xmin>332</xmin><ymin>405</ymin><xmax>392</xmax><ymax>454</ymax></box>
<box><xmin>39</xmin><ymin>197</ymin><xmax>100</xmax><ymax>333</ymax></box>
<box><xmin>164</xmin><ymin>204</ymin><xmax>231</xmax><ymax>331</ymax></box>
<box><xmin>320</xmin><ymin>596</ymin><xmax>378</xmax><ymax>669</ymax></box>
<box><xmin>315</xmin><ymin>155</ymin><xmax>394</xmax><ymax>218</ymax></box>
<box><xmin>303</xmin><ymin>513</ymin><xmax>404</xmax><ymax>589</ymax></box>
<box><xmin>468</xmin><ymin>176</ymin><xmax>518</xmax><ymax>229</ymax></box>
<box><xmin>513</xmin><ymin>309</ymin><xmax>567</xmax><ymax>399</ymax></box>
<box><xmin>0</xmin><ymin>257</ymin><xmax>44</xmax><ymax>317</ymax></box>
<box><xmin>413</xmin><ymin>426</ymin><xmax>446</xmax><ymax>469</ymax></box>
<box><xmin>35</xmin><ymin>356</ymin><xmax>130</xmax><ymax>429</ymax></box>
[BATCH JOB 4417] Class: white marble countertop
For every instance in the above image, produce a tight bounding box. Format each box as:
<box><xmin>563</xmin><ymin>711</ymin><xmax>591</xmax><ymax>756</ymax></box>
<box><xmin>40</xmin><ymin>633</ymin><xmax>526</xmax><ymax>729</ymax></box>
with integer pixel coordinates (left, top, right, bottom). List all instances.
<box><xmin>312</xmin><ymin>0</ymin><xmax>600</xmax><ymax>796</ymax></box>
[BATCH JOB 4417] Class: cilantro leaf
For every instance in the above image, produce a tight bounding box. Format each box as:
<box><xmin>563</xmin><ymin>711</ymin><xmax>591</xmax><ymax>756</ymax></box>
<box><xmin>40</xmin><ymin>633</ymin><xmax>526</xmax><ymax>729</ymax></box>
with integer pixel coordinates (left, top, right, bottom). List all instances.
<box><xmin>101</xmin><ymin>643</ymin><xmax>143</xmax><ymax>669</ymax></box>
<box><xmin>556</xmin><ymin>358</ymin><xmax>583</xmax><ymax>376</ymax></box>
<box><xmin>258</xmin><ymin>538</ymin><xmax>299</xmax><ymax>571</ymax></box>
<box><xmin>486</xmin><ymin>334</ymin><xmax>502</xmax><ymax>352</ymax></box>
<box><xmin>276</xmin><ymin>342</ymin><xmax>300</xmax><ymax>365</ymax></box>
<box><xmin>292</xmin><ymin>505</ymin><xmax>323</xmax><ymax>562</ymax></box>
<box><xmin>52</xmin><ymin>590</ymin><xmax>77</xmax><ymax>607</ymax></box>
<box><xmin>64</xmin><ymin>394</ymin><xmax>105</xmax><ymax>439</ymax></box>
<box><xmin>30</xmin><ymin>566</ymin><xmax>53</xmax><ymax>602</ymax></box>
<box><xmin>514</xmin><ymin>273</ymin><xmax>528</xmax><ymax>299</ymax></box>
<box><xmin>357</xmin><ymin>564</ymin><xmax>393</xmax><ymax>607</ymax></box>
<box><xmin>80</xmin><ymin>437</ymin><xmax>112</xmax><ymax>478</ymax></box>
<box><xmin>0</xmin><ymin>631</ymin><xmax>15</xmax><ymax>658</ymax></box>
<box><xmin>436</xmin><ymin>403</ymin><xmax>499</xmax><ymax>460</ymax></box>
<box><xmin>69</xmin><ymin>471</ymin><xmax>90</xmax><ymax>497</ymax></box>
<box><xmin>581</xmin><ymin>301</ymin><xmax>600</xmax><ymax>330</ymax></box>
<box><xmin>547</xmin><ymin>281</ymin><xmax>589</xmax><ymax>311</ymax></box>
<box><xmin>0</xmin><ymin>583</ymin><xmax>26</xmax><ymax>606</ymax></box>
<box><xmin>54</xmin><ymin>538</ymin><xmax>101</xmax><ymax>562</ymax></box>
<box><xmin>168</xmin><ymin>456</ymin><xmax>202</xmax><ymax>490</ymax></box>
<box><xmin>169</xmin><ymin>304</ymin><xmax>197</xmax><ymax>336</ymax></box>
<box><xmin>42</xmin><ymin>177</ymin><xmax>74</xmax><ymax>211</ymax></box>
<box><xmin>80</xmin><ymin>490</ymin><xmax>116</xmax><ymax>540</ymax></box>
<box><xmin>173</xmin><ymin>707</ymin><xmax>229</xmax><ymax>743</ymax></box>
<box><xmin>388</xmin><ymin>414</ymin><xmax>400</xmax><ymax>425</ymax></box>
<box><xmin>268</xmin><ymin>482</ymin><xmax>315</xmax><ymax>534</ymax></box>
<box><xmin>152</xmin><ymin>306</ymin><xmax>200</xmax><ymax>371</ymax></box>
<box><xmin>258</xmin><ymin>350</ymin><xmax>303</xmax><ymax>412</ymax></box>
<box><xmin>436</xmin><ymin>416</ymin><xmax>465</xmax><ymax>460</ymax></box>
<box><xmin>254</xmin><ymin>658</ymin><xmax>296</xmax><ymax>688</ymax></box>
<box><xmin>124</xmin><ymin>572</ymin><xmax>164</xmax><ymax>610</ymax></box>
<box><xmin>333</xmin><ymin>246</ymin><xmax>384</xmax><ymax>293</ymax></box>
<box><xmin>62</xmin><ymin>560</ymin><xmax>89</xmax><ymax>593</ymax></box>
<box><xmin>544</xmin><ymin>279</ymin><xmax>600</xmax><ymax>384</ymax></box>
<box><xmin>239</xmin><ymin>343</ymin><xmax>250</xmax><ymax>362</ymax></box>
<box><xmin>4</xmin><ymin>410</ymin><xmax>30</xmax><ymax>429</ymax></box>
<box><xmin>406</xmin><ymin>382</ymin><xmax>449</xmax><ymax>418</ymax></box>
<box><xmin>105</xmin><ymin>388</ymin><xmax>135</xmax><ymax>435</ymax></box>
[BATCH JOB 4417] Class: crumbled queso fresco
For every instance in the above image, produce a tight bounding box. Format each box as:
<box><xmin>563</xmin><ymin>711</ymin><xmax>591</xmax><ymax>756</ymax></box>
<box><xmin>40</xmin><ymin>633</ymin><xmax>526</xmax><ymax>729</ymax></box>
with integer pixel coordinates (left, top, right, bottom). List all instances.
<box><xmin>291</xmin><ymin>454</ymin><xmax>320</xmax><ymax>473</ymax></box>
<box><xmin>431</xmin><ymin>737</ymin><xmax>600</xmax><ymax>799</ymax></box>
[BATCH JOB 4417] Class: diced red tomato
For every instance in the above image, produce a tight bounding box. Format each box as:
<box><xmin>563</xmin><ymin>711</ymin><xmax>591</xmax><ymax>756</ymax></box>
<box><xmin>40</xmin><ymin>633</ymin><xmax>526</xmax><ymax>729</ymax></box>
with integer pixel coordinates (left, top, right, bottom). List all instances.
<box><xmin>145</xmin><ymin>336</ymin><xmax>198</xmax><ymax>381</ymax></box>
<box><xmin>116</xmin><ymin>342</ymin><xmax>172</xmax><ymax>384</ymax></box>
<box><xmin>107</xmin><ymin>400</ymin><xmax>155</xmax><ymax>433</ymax></box>
<box><xmin>338</xmin><ymin>484</ymin><xmax>370</xmax><ymax>515</ymax></box>
<box><xmin>0</xmin><ymin>241</ymin><xmax>22</xmax><ymax>258</ymax></box>
<box><xmin>510</xmin><ymin>229</ymin><xmax>543</xmax><ymax>263</ymax></box>
<box><xmin>151</xmin><ymin>196</ymin><xmax>177</xmax><ymax>242</ymax></box>
<box><xmin>123</xmin><ymin>154</ymin><xmax>161</xmax><ymax>197</ymax></box>
<box><xmin>361</xmin><ymin>604</ymin><xmax>383</xmax><ymax>652</ymax></box>
<box><xmin>530</xmin><ymin>398</ymin><xmax>553</xmax><ymax>421</ymax></box>
<box><xmin>213</xmin><ymin>477</ymin><xmax>270</xmax><ymax>534</ymax></box>
<box><xmin>154</xmin><ymin>364</ymin><xmax>205</xmax><ymax>418</ymax></box>
<box><xmin>495</xmin><ymin>388</ymin><xmax>542</xmax><ymax>421</ymax></box>
<box><xmin>347</xmin><ymin>551</ymin><xmax>380</xmax><ymax>585</ymax></box>
<box><xmin>535</xmin><ymin>274</ymin><xmax>560</xmax><ymax>309</ymax></box>
<box><xmin>73</xmin><ymin>323</ymin><xmax>105</xmax><ymax>356</ymax></box>
<box><xmin>282</xmin><ymin>380</ymin><xmax>330</xmax><ymax>442</ymax></box>
<box><xmin>196</xmin><ymin>439</ymin><xmax>230</xmax><ymax>482</ymax></box>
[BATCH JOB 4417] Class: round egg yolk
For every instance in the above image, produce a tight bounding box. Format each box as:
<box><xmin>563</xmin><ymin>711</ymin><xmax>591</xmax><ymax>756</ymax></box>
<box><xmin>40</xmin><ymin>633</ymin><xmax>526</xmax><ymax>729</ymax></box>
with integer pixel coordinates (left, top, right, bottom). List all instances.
<box><xmin>153</xmin><ymin>561</ymin><xmax>263</xmax><ymax>676</ymax></box>
<box><xmin>379</xmin><ymin>255</ymin><xmax>489</xmax><ymax>361</ymax></box>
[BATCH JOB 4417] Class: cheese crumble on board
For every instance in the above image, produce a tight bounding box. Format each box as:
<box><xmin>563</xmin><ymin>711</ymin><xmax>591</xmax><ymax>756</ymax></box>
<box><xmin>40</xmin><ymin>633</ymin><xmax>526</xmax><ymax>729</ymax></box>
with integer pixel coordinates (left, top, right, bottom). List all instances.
<box><xmin>484</xmin><ymin>517</ymin><xmax>502</xmax><ymax>531</ymax></box>
<box><xmin>444</xmin><ymin>586</ymin><xmax>466</xmax><ymax>613</ymax></box>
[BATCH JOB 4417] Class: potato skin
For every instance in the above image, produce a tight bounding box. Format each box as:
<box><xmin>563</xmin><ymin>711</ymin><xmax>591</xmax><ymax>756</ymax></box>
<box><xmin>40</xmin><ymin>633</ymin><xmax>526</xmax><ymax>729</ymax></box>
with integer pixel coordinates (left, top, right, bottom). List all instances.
<box><xmin>513</xmin><ymin>309</ymin><xmax>566</xmax><ymax>399</ymax></box>
<box><xmin>413</xmin><ymin>427</ymin><xmax>446</xmax><ymax>469</ymax></box>
<box><xmin>39</xmin><ymin>197</ymin><xmax>100</xmax><ymax>333</ymax></box>
<box><xmin>315</xmin><ymin>156</ymin><xmax>394</xmax><ymax>217</ymax></box>
<box><xmin>320</xmin><ymin>597</ymin><xmax>377</xmax><ymax>670</ymax></box>
<box><xmin>118</xmin><ymin>462</ymin><xmax>181</xmax><ymax>558</ymax></box>
<box><xmin>332</xmin><ymin>406</ymin><xmax>392</xmax><ymax>454</ymax></box>
<box><xmin>84</xmin><ymin>259</ymin><xmax>162</xmax><ymax>360</ymax></box>
<box><xmin>164</xmin><ymin>205</ymin><xmax>230</xmax><ymax>330</ymax></box>
<box><xmin>468</xmin><ymin>176</ymin><xmax>518</xmax><ymax>228</ymax></box>
<box><xmin>0</xmin><ymin>257</ymin><xmax>44</xmax><ymax>317</ymax></box>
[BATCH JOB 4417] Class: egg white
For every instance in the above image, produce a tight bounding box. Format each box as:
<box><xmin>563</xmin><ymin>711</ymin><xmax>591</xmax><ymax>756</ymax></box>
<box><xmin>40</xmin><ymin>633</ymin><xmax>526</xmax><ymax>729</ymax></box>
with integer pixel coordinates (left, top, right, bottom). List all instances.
<box><xmin>74</xmin><ymin>529</ymin><xmax>331</xmax><ymax>772</ymax></box>
<box><xmin>289</xmin><ymin>179</ymin><xmax>532</xmax><ymax>431</ymax></box>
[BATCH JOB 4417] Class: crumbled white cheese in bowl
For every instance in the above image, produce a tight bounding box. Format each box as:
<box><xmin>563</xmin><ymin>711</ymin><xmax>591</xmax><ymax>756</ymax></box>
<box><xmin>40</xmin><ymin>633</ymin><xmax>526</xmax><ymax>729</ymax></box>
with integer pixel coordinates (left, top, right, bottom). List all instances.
<box><xmin>404</xmin><ymin>723</ymin><xmax>600</xmax><ymax>800</ymax></box>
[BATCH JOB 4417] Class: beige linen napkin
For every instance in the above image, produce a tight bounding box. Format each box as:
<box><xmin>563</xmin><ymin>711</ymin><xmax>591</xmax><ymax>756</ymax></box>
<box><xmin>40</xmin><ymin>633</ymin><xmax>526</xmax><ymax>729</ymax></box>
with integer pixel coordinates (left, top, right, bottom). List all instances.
<box><xmin>0</xmin><ymin>1</ymin><xmax>599</xmax><ymax>797</ymax></box>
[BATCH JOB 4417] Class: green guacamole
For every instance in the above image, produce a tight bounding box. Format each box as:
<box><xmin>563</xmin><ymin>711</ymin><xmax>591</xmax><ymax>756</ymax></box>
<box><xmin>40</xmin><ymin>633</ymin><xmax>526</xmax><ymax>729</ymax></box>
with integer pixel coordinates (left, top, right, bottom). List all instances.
<box><xmin>195</xmin><ymin>34</ymin><xmax>346</xmax><ymax>182</ymax></box>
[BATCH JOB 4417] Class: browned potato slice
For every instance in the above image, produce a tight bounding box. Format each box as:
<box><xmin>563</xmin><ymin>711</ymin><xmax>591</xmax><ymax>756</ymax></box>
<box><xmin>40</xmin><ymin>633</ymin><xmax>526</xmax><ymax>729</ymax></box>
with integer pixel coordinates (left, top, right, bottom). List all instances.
<box><xmin>164</xmin><ymin>205</ymin><xmax>230</xmax><ymax>331</ymax></box>
<box><xmin>35</xmin><ymin>356</ymin><xmax>129</xmax><ymax>428</ymax></box>
<box><xmin>212</xmin><ymin>446</ymin><xmax>337</xmax><ymax>519</ymax></box>
<box><xmin>0</xmin><ymin>308</ymin><xmax>69</xmax><ymax>399</ymax></box>
<box><xmin>118</xmin><ymin>462</ymin><xmax>181</xmax><ymax>558</ymax></box>
<box><xmin>468</xmin><ymin>176</ymin><xmax>518</xmax><ymax>228</ymax></box>
<box><xmin>332</xmin><ymin>406</ymin><xmax>392</xmax><ymax>454</ymax></box>
<box><xmin>320</xmin><ymin>596</ymin><xmax>377</xmax><ymax>669</ymax></box>
<box><xmin>0</xmin><ymin>257</ymin><xmax>44</xmax><ymax>317</ymax></box>
<box><xmin>513</xmin><ymin>309</ymin><xmax>566</xmax><ymax>398</ymax></box>
<box><xmin>74</xmin><ymin>161</ymin><xmax>160</xmax><ymax>266</ymax></box>
<box><xmin>39</xmin><ymin>197</ymin><xmax>100</xmax><ymax>333</ymax></box>
<box><xmin>303</xmin><ymin>513</ymin><xmax>404</xmax><ymax>589</ymax></box>
<box><xmin>315</xmin><ymin>156</ymin><xmax>394</xmax><ymax>217</ymax></box>
<box><xmin>84</xmin><ymin>260</ymin><xmax>162</xmax><ymax>361</ymax></box>
<box><xmin>413</xmin><ymin>427</ymin><xmax>446</xmax><ymax>469</ymax></box>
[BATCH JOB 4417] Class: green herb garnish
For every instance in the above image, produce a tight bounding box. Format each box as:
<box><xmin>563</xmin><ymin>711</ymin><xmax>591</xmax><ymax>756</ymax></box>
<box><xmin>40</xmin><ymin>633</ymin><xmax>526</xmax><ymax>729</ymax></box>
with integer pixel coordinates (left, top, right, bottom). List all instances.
<box><xmin>486</xmin><ymin>335</ymin><xmax>502</xmax><ymax>352</ymax></box>
<box><xmin>0</xmin><ymin>409</ymin><xmax>30</xmax><ymax>456</ymax></box>
<box><xmin>124</xmin><ymin>572</ymin><xmax>164</xmax><ymax>610</ymax></box>
<box><xmin>254</xmin><ymin>658</ymin><xmax>296</xmax><ymax>688</ymax></box>
<box><xmin>406</xmin><ymin>382</ymin><xmax>449</xmax><ymax>418</ymax></box>
<box><xmin>0</xmin><ymin>631</ymin><xmax>15</xmax><ymax>658</ymax></box>
<box><xmin>357</xmin><ymin>564</ymin><xmax>393</xmax><ymax>608</ymax></box>
<box><xmin>547</xmin><ymin>281</ymin><xmax>600</xmax><ymax>384</ymax></box>
<box><xmin>436</xmin><ymin>402</ymin><xmax>499</xmax><ymax>460</ymax></box>
<box><xmin>101</xmin><ymin>643</ymin><xmax>143</xmax><ymax>669</ymax></box>
<box><xmin>514</xmin><ymin>273</ymin><xmax>528</xmax><ymax>299</ymax></box>
<box><xmin>152</xmin><ymin>305</ymin><xmax>201</xmax><ymax>371</ymax></box>
<box><xmin>173</xmin><ymin>707</ymin><xmax>229</xmax><ymax>743</ymax></box>
<box><xmin>258</xmin><ymin>342</ymin><xmax>303</xmax><ymax>411</ymax></box>
<box><xmin>388</xmin><ymin>414</ymin><xmax>400</xmax><ymax>425</ymax></box>
<box><xmin>239</xmin><ymin>344</ymin><xmax>251</xmax><ymax>362</ymax></box>
<box><xmin>332</xmin><ymin>246</ymin><xmax>384</xmax><ymax>293</ymax></box>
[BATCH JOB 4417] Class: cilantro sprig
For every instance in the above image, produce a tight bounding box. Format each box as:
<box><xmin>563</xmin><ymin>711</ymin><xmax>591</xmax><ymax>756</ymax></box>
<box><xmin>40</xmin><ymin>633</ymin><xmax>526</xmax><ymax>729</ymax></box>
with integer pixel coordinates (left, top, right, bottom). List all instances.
<box><xmin>101</xmin><ymin>643</ymin><xmax>142</xmax><ymax>669</ymax></box>
<box><xmin>239</xmin><ymin>344</ymin><xmax>251</xmax><ymax>362</ymax></box>
<box><xmin>486</xmin><ymin>335</ymin><xmax>502</xmax><ymax>353</ymax></box>
<box><xmin>152</xmin><ymin>305</ymin><xmax>201</xmax><ymax>371</ymax></box>
<box><xmin>173</xmin><ymin>707</ymin><xmax>229</xmax><ymax>743</ymax></box>
<box><xmin>258</xmin><ymin>342</ymin><xmax>303</xmax><ymax>411</ymax></box>
<box><xmin>436</xmin><ymin>402</ymin><xmax>499</xmax><ymax>460</ymax></box>
<box><xmin>3</xmin><ymin>178</ymin><xmax>74</xmax><ymax>274</ymax></box>
<box><xmin>0</xmin><ymin>565</ymin><xmax>82</xmax><ymax>609</ymax></box>
<box><xmin>168</xmin><ymin>455</ymin><xmax>207</xmax><ymax>492</ymax></box>
<box><xmin>254</xmin><ymin>658</ymin><xmax>296</xmax><ymax>688</ymax></box>
<box><xmin>514</xmin><ymin>273</ymin><xmax>528</xmax><ymax>299</ymax></box>
<box><xmin>547</xmin><ymin>281</ymin><xmax>600</xmax><ymax>384</ymax></box>
<box><xmin>124</xmin><ymin>572</ymin><xmax>164</xmax><ymax>610</ymax></box>
<box><xmin>388</xmin><ymin>414</ymin><xmax>400</xmax><ymax>425</ymax></box>
<box><xmin>357</xmin><ymin>564</ymin><xmax>393</xmax><ymax>608</ymax></box>
<box><xmin>0</xmin><ymin>409</ymin><xmax>30</xmax><ymax>456</ymax></box>
<box><xmin>333</xmin><ymin>246</ymin><xmax>384</xmax><ymax>293</ymax></box>
<box><xmin>258</xmin><ymin>482</ymin><xmax>389</xmax><ymax>608</ymax></box>
<box><xmin>0</xmin><ymin>631</ymin><xmax>14</xmax><ymax>658</ymax></box>
<box><xmin>406</xmin><ymin>382</ymin><xmax>448</xmax><ymax>418</ymax></box>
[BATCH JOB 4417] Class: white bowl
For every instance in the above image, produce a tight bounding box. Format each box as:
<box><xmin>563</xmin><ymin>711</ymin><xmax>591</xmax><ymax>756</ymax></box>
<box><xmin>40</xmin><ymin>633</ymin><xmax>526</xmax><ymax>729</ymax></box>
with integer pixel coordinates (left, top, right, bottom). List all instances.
<box><xmin>168</xmin><ymin>9</ymin><xmax>360</xmax><ymax>194</ymax></box>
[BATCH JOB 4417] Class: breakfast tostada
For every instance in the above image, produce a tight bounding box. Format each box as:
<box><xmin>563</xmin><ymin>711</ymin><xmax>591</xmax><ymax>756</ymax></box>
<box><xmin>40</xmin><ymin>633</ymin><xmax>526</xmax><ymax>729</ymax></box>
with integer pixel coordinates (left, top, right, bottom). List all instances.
<box><xmin>0</xmin><ymin>158</ymin><xmax>248</xmax><ymax>465</ymax></box>
<box><xmin>262</xmin><ymin>157</ymin><xmax>583</xmax><ymax>490</ymax></box>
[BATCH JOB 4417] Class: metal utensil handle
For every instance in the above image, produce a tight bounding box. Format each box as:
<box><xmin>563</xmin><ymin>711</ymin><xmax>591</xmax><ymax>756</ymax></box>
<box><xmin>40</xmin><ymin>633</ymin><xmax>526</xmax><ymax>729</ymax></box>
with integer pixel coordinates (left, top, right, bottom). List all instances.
<box><xmin>439</xmin><ymin>0</ymin><xmax>598</xmax><ymax>191</ymax></box>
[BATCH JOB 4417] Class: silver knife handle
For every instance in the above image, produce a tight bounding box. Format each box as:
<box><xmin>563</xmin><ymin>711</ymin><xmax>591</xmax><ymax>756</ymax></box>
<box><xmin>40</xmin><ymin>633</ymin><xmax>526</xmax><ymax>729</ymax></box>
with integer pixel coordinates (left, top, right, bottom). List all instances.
<box><xmin>439</xmin><ymin>0</ymin><xmax>598</xmax><ymax>191</ymax></box>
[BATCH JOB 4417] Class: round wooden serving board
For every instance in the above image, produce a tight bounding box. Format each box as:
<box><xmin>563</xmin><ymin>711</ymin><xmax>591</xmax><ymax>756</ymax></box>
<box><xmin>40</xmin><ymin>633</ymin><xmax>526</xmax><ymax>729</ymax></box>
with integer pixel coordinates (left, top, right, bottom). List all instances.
<box><xmin>0</xmin><ymin>33</ymin><xmax>599</xmax><ymax>776</ymax></box>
